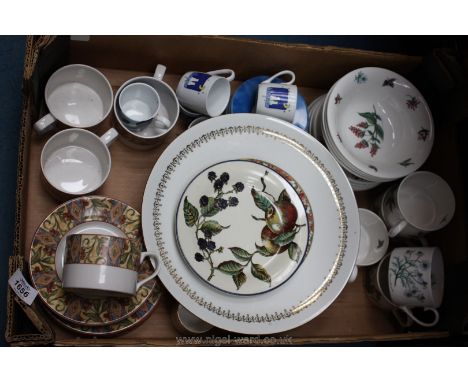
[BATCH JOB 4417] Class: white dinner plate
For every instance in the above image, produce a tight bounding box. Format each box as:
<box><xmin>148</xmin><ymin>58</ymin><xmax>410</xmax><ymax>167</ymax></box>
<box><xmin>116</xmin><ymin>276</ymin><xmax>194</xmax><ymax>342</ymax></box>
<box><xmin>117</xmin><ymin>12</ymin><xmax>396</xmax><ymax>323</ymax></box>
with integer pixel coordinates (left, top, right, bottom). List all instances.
<box><xmin>142</xmin><ymin>114</ymin><xmax>359</xmax><ymax>334</ymax></box>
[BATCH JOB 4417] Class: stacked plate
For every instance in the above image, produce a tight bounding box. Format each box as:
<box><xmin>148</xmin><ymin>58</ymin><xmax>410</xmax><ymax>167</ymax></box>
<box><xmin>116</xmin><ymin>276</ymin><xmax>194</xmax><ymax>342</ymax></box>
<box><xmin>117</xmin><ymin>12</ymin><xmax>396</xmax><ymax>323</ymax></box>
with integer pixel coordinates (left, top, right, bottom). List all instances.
<box><xmin>28</xmin><ymin>196</ymin><xmax>162</xmax><ymax>336</ymax></box>
<box><xmin>309</xmin><ymin>67</ymin><xmax>434</xmax><ymax>190</ymax></box>
<box><xmin>142</xmin><ymin>113</ymin><xmax>360</xmax><ymax>334</ymax></box>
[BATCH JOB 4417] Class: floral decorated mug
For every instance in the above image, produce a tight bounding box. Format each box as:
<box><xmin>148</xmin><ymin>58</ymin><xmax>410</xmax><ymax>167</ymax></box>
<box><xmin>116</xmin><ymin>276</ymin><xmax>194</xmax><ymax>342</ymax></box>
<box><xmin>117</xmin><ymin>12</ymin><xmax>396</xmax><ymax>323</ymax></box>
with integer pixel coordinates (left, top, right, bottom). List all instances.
<box><xmin>63</xmin><ymin>234</ymin><xmax>161</xmax><ymax>298</ymax></box>
<box><xmin>387</xmin><ymin>247</ymin><xmax>444</xmax><ymax>327</ymax></box>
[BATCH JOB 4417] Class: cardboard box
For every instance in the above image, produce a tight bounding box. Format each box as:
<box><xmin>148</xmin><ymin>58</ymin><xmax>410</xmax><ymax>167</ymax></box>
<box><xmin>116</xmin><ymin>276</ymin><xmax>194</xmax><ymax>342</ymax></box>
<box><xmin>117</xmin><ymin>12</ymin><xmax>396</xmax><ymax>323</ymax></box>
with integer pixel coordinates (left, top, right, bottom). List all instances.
<box><xmin>12</xmin><ymin>36</ymin><xmax>467</xmax><ymax>345</ymax></box>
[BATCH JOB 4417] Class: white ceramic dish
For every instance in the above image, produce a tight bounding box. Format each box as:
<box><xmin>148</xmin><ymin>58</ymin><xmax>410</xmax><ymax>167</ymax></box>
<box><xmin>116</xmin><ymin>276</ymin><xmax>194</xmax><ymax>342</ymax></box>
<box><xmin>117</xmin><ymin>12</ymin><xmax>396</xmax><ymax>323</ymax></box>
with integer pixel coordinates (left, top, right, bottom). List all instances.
<box><xmin>175</xmin><ymin>159</ymin><xmax>312</xmax><ymax>295</ymax></box>
<box><xmin>324</xmin><ymin>67</ymin><xmax>434</xmax><ymax>181</ymax></box>
<box><xmin>142</xmin><ymin>113</ymin><xmax>359</xmax><ymax>334</ymax></box>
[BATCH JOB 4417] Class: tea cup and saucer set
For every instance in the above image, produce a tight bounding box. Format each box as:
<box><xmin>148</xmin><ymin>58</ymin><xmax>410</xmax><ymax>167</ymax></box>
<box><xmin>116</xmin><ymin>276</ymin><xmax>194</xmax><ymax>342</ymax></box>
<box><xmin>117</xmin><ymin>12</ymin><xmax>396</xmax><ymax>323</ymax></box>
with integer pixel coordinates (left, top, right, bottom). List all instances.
<box><xmin>229</xmin><ymin>70</ymin><xmax>309</xmax><ymax>130</ymax></box>
<box><xmin>29</xmin><ymin>63</ymin><xmax>171</xmax><ymax>335</ymax></box>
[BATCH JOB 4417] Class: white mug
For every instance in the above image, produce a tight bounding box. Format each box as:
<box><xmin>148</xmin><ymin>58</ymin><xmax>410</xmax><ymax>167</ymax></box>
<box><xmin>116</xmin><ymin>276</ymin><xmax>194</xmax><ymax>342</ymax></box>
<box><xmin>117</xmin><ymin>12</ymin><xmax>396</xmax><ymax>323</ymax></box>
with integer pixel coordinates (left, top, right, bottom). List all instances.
<box><xmin>176</xmin><ymin>69</ymin><xmax>235</xmax><ymax>117</ymax></box>
<box><xmin>387</xmin><ymin>247</ymin><xmax>444</xmax><ymax>327</ymax></box>
<box><xmin>113</xmin><ymin>64</ymin><xmax>180</xmax><ymax>149</ymax></box>
<box><xmin>348</xmin><ymin>208</ymin><xmax>389</xmax><ymax>283</ymax></box>
<box><xmin>63</xmin><ymin>234</ymin><xmax>161</xmax><ymax>298</ymax></box>
<box><xmin>118</xmin><ymin>82</ymin><xmax>170</xmax><ymax>131</ymax></box>
<box><xmin>40</xmin><ymin>128</ymin><xmax>118</xmax><ymax>200</ymax></box>
<box><xmin>34</xmin><ymin>64</ymin><xmax>114</xmax><ymax>135</ymax></box>
<box><xmin>379</xmin><ymin>171</ymin><xmax>455</xmax><ymax>238</ymax></box>
<box><xmin>255</xmin><ymin>70</ymin><xmax>298</xmax><ymax>123</ymax></box>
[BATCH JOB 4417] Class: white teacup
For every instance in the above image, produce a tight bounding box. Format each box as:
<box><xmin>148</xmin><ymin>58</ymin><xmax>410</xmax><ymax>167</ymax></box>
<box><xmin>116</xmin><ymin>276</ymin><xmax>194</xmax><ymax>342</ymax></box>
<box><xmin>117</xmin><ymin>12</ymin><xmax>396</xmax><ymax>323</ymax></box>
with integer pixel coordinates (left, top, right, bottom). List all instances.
<box><xmin>34</xmin><ymin>64</ymin><xmax>114</xmax><ymax>135</ymax></box>
<box><xmin>176</xmin><ymin>69</ymin><xmax>235</xmax><ymax>117</ymax></box>
<box><xmin>63</xmin><ymin>234</ymin><xmax>161</xmax><ymax>298</ymax></box>
<box><xmin>387</xmin><ymin>247</ymin><xmax>444</xmax><ymax>327</ymax></box>
<box><xmin>118</xmin><ymin>82</ymin><xmax>170</xmax><ymax>130</ymax></box>
<box><xmin>40</xmin><ymin>128</ymin><xmax>118</xmax><ymax>200</ymax></box>
<box><xmin>348</xmin><ymin>208</ymin><xmax>389</xmax><ymax>283</ymax></box>
<box><xmin>255</xmin><ymin>70</ymin><xmax>298</xmax><ymax>123</ymax></box>
<box><xmin>379</xmin><ymin>171</ymin><xmax>456</xmax><ymax>238</ymax></box>
<box><xmin>113</xmin><ymin>64</ymin><xmax>180</xmax><ymax>149</ymax></box>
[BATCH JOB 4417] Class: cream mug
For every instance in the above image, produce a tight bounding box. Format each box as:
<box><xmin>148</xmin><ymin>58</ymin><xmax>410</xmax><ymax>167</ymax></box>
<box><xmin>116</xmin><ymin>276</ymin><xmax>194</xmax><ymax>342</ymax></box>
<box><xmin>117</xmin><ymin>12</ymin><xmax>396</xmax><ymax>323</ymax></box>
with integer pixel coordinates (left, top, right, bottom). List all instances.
<box><xmin>34</xmin><ymin>64</ymin><xmax>114</xmax><ymax>135</ymax></box>
<box><xmin>63</xmin><ymin>234</ymin><xmax>161</xmax><ymax>298</ymax></box>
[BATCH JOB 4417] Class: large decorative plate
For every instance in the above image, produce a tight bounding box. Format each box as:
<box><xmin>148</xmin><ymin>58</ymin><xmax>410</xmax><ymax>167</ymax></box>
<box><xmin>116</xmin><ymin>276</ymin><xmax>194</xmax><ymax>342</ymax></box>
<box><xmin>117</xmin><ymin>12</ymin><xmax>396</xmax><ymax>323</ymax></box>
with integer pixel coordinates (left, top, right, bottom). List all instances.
<box><xmin>325</xmin><ymin>67</ymin><xmax>434</xmax><ymax>180</ymax></box>
<box><xmin>49</xmin><ymin>283</ymin><xmax>162</xmax><ymax>336</ymax></box>
<box><xmin>176</xmin><ymin>159</ymin><xmax>314</xmax><ymax>295</ymax></box>
<box><xmin>142</xmin><ymin>114</ymin><xmax>359</xmax><ymax>334</ymax></box>
<box><xmin>29</xmin><ymin>196</ymin><xmax>157</xmax><ymax>326</ymax></box>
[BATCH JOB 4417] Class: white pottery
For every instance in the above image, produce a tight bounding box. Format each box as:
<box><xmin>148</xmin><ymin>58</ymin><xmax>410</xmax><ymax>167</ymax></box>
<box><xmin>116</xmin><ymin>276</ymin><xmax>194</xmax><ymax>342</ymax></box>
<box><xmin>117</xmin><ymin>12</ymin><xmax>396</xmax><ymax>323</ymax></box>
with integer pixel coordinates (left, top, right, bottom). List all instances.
<box><xmin>40</xmin><ymin>128</ymin><xmax>118</xmax><ymax>199</ymax></box>
<box><xmin>388</xmin><ymin>247</ymin><xmax>444</xmax><ymax>327</ymax></box>
<box><xmin>62</xmin><ymin>233</ymin><xmax>161</xmax><ymax>298</ymax></box>
<box><xmin>118</xmin><ymin>82</ymin><xmax>170</xmax><ymax>130</ymax></box>
<box><xmin>256</xmin><ymin>70</ymin><xmax>297</xmax><ymax>123</ymax></box>
<box><xmin>176</xmin><ymin>160</ymin><xmax>312</xmax><ymax>295</ymax></box>
<box><xmin>323</xmin><ymin>67</ymin><xmax>434</xmax><ymax>181</ymax></box>
<box><xmin>380</xmin><ymin>171</ymin><xmax>456</xmax><ymax>238</ymax></box>
<box><xmin>34</xmin><ymin>64</ymin><xmax>113</xmax><ymax>135</ymax></box>
<box><xmin>176</xmin><ymin>69</ymin><xmax>235</xmax><ymax>117</ymax></box>
<box><xmin>113</xmin><ymin>64</ymin><xmax>180</xmax><ymax>149</ymax></box>
<box><xmin>142</xmin><ymin>113</ymin><xmax>359</xmax><ymax>334</ymax></box>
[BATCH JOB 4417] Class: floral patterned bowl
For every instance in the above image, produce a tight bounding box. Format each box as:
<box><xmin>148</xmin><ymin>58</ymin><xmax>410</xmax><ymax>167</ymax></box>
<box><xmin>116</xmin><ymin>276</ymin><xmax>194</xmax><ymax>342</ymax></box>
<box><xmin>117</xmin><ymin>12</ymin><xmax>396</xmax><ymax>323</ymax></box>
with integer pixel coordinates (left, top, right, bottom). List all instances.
<box><xmin>323</xmin><ymin>67</ymin><xmax>434</xmax><ymax>181</ymax></box>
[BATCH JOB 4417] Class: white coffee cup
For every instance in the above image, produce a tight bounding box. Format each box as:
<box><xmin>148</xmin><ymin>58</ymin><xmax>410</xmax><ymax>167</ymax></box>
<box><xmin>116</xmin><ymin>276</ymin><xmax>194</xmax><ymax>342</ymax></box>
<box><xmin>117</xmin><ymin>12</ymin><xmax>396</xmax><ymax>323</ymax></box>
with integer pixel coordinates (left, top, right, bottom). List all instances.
<box><xmin>34</xmin><ymin>64</ymin><xmax>114</xmax><ymax>135</ymax></box>
<box><xmin>255</xmin><ymin>70</ymin><xmax>298</xmax><ymax>123</ymax></box>
<box><xmin>348</xmin><ymin>208</ymin><xmax>389</xmax><ymax>283</ymax></box>
<box><xmin>113</xmin><ymin>64</ymin><xmax>180</xmax><ymax>149</ymax></box>
<box><xmin>176</xmin><ymin>69</ymin><xmax>235</xmax><ymax>117</ymax></box>
<box><xmin>118</xmin><ymin>82</ymin><xmax>170</xmax><ymax>130</ymax></box>
<box><xmin>40</xmin><ymin>128</ymin><xmax>118</xmax><ymax>200</ymax></box>
<box><xmin>379</xmin><ymin>171</ymin><xmax>456</xmax><ymax>238</ymax></box>
<box><xmin>387</xmin><ymin>247</ymin><xmax>444</xmax><ymax>327</ymax></box>
<box><xmin>63</xmin><ymin>233</ymin><xmax>161</xmax><ymax>298</ymax></box>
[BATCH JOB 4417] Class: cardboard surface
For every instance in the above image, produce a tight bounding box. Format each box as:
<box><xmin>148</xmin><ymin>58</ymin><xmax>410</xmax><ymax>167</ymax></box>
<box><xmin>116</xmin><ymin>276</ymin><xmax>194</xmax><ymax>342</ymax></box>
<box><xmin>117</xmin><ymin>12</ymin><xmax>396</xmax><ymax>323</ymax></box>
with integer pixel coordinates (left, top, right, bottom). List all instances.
<box><xmin>17</xmin><ymin>37</ymin><xmax>466</xmax><ymax>344</ymax></box>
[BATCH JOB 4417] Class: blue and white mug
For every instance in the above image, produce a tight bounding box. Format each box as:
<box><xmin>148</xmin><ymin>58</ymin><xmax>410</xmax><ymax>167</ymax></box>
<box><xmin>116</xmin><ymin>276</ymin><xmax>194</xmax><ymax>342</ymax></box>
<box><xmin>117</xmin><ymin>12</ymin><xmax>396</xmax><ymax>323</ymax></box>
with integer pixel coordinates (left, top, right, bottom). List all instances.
<box><xmin>256</xmin><ymin>70</ymin><xmax>298</xmax><ymax>123</ymax></box>
<box><xmin>176</xmin><ymin>69</ymin><xmax>235</xmax><ymax>117</ymax></box>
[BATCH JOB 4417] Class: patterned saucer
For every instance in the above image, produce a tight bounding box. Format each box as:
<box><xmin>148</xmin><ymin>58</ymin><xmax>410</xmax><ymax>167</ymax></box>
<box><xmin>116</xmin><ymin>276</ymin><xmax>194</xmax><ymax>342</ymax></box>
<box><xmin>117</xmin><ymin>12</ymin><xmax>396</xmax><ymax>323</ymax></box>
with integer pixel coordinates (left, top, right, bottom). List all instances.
<box><xmin>176</xmin><ymin>159</ymin><xmax>313</xmax><ymax>295</ymax></box>
<box><xmin>29</xmin><ymin>196</ymin><xmax>157</xmax><ymax>326</ymax></box>
<box><xmin>49</xmin><ymin>282</ymin><xmax>162</xmax><ymax>336</ymax></box>
<box><xmin>229</xmin><ymin>75</ymin><xmax>309</xmax><ymax>130</ymax></box>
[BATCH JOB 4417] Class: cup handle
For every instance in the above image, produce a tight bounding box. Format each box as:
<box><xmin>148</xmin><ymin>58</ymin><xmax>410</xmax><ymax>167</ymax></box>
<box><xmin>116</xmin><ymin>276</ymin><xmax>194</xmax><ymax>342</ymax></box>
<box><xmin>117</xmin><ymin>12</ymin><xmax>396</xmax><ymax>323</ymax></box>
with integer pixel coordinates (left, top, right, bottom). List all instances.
<box><xmin>207</xmin><ymin>69</ymin><xmax>235</xmax><ymax>82</ymax></box>
<box><xmin>263</xmin><ymin>70</ymin><xmax>296</xmax><ymax>85</ymax></box>
<box><xmin>388</xmin><ymin>220</ymin><xmax>408</xmax><ymax>238</ymax></box>
<box><xmin>155</xmin><ymin>114</ymin><xmax>171</xmax><ymax>129</ymax></box>
<box><xmin>154</xmin><ymin>64</ymin><xmax>167</xmax><ymax>81</ymax></box>
<box><xmin>136</xmin><ymin>251</ymin><xmax>162</xmax><ymax>291</ymax></box>
<box><xmin>100</xmin><ymin>128</ymin><xmax>119</xmax><ymax>147</ymax></box>
<box><xmin>399</xmin><ymin>306</ymin><xmax>439</xmax><ymax>327</ymax></box>
<box><xmin>33</xmin><ymin>113</ymin><xmax>57</xmax><ymax>135</ymax></box>
<box><xmin>347</xmin><ymin>266</ymin><xmax>358</xmax><ymax>283</ymax></box>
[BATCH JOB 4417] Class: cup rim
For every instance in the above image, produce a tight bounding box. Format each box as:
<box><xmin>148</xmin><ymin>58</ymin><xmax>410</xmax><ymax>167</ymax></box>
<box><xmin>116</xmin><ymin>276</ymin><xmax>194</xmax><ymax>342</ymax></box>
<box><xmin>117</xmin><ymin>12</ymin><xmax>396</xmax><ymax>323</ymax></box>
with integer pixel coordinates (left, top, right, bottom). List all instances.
<box><xmin>40</xmin><ymin>128</ymin><xmax>112</xmax><ymax>196</ymax></box>
<box><xmin>114</xmin><ymin>76</ymin><xmax>179</xmax><ymax>140</ymax></box>
<box><xmin>44</xmin><ymin>64</ymin><xmax>114</xmax><ymax>128</ymax></box>
<box><xmin>118</xmin><ymin>82</ymin><xmax>161</xmax><ymax>124</ymax></box>
<box><xmin>396</xmin><ymin>171</ymin><xmax>455</xmax><ymax>232</ymax></box>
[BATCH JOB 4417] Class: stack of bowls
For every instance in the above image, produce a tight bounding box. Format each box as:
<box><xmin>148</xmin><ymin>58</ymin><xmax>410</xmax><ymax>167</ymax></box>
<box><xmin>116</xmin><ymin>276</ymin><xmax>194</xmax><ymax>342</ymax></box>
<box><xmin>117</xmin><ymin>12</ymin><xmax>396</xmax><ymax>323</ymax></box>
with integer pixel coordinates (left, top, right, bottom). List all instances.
<box><xmin>309</xmin><ymin>67</ymin><xmax>434</xmax><ymax>191</ymax></box>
